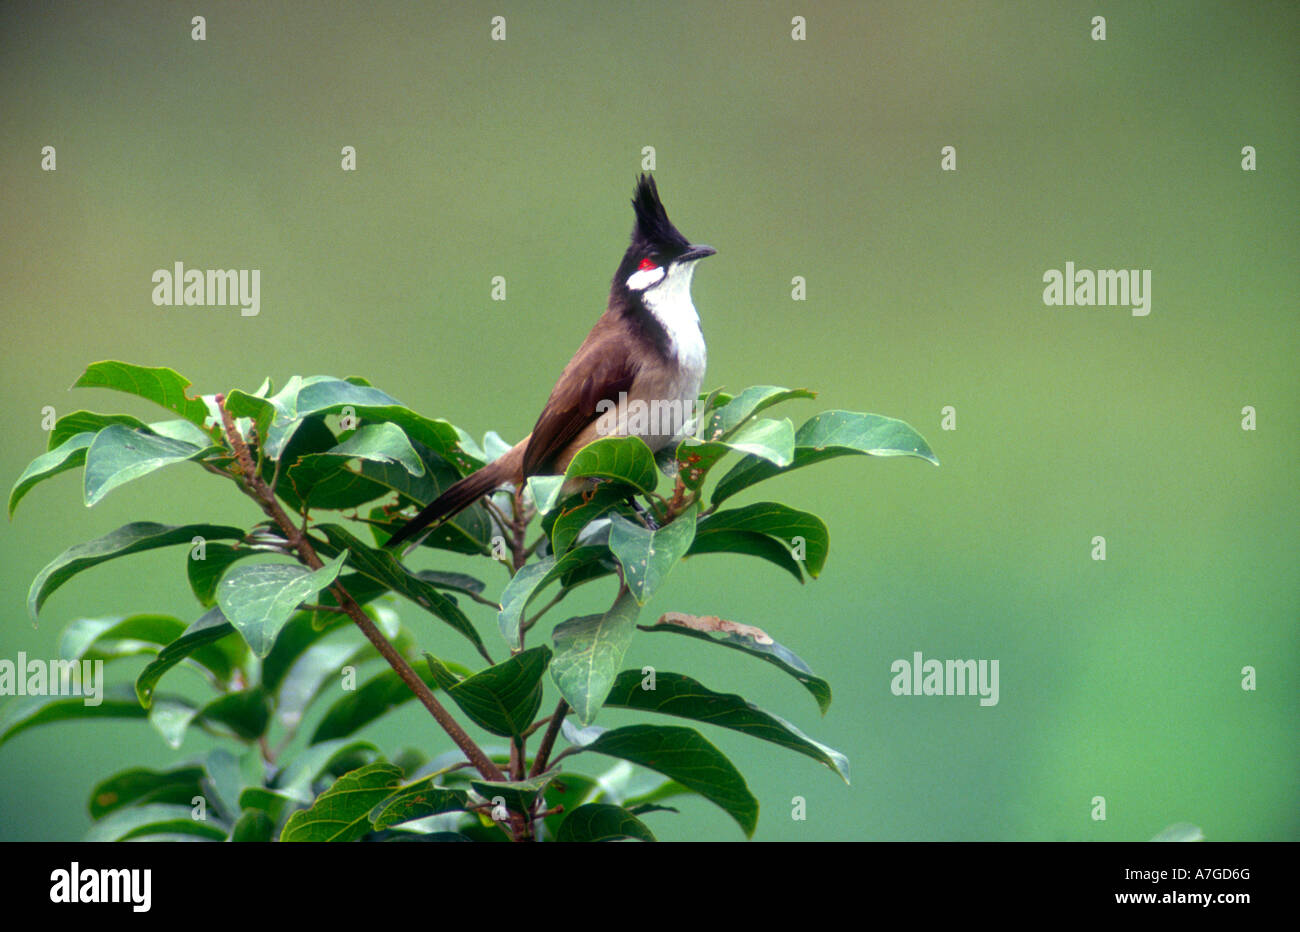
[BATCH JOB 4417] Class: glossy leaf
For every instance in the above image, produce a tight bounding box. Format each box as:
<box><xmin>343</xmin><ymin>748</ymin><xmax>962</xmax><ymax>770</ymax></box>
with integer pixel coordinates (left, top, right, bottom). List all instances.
<box><xmin>231</xmin><ymin>809</ymin><xmax>274</xmax><ymax>842</ymax></box>
<box><xmin>468</xmin><ymin>772</ymin><xmax>557</xmax><ymax>819</ymax></box>
<box><xmin>84</xmin><ymin>803</ymin><xmax>227</xmax><ymax>842</ymax></box>
<box><xmin>683</xmin><ymin>528</ymin><xmax>805</xmax><ymax>583</ymax></box>
<box><xmin>309</xmin><ymin>663</ymin><xmax>458</xmax><ymax>744</ymax></box>
<box><xmin>548</xmin><ymin>485</ymin><xmax>632</xmax><ymax>554</ymax></box>
<box><xmin>604</xmin><ymin>670</ymin><xmax>848</xmax><ymax>782</ymax></box>
<box><xmin>47</xmin><ymin>411</ymin><xmax>147</xmax><ymax>450</ymax></box>
<box><xmin>0</xmin><ymin>686</ymin><xmax>147</xmax><ymax>748</ymax></box>
<box><xmin>28</xmin><ymin>522</ymin><xmax>244</xmax><ymax>620</ymax></box>
<box><xmin>313</xmin><ymin>524</ymin><xmax>488</xmax><ymax>659</ymax></box>
<box><xmin>186</xmin><ymin>542</ymin><xmax>264</xmax><ymax>608</ymax></box>
<box><xmin>712</xmin><ymin>409</ymin><xmax>938</xmax><ymax>505</ymax></box>
<box><xmin>607</xmin><ymin>506</ymin><xmax>696</xmax><ymax>605</ymax></box>
<box><xmin>87</xmin><ymin>765</ymin><xmax>205</xmax><ymax>819</ymax></box>
<box><xmin>675</xmin><ymin>417</ymin><xmax>795</xmax><ymax>491</ymax></box>
<box><xmin>9</xmin><ymin>432</ymin><xmax>93</xmax><ymax>516</ymax></box>
<box><xmin>424</xmin><ymin>647</ymin><xmax>550</xmax><ymax>738</ymax></box>
<box><xmin>497</xmin><ymin>547</ymin><xmax>611</xmax><ymax>650</ymax></box>
<box><xmin>583</xmin><ymin>725</ymin><xmax>759</xmax><ymax>837</ymax></box>
<box><xmin>562</xmin><ymin>437</ymin><xmax>658</xmax><ymax>493</ymax></box>
<box><xmin>555</xmin><ymin>803</ymin><xmax>655</xmax><ymax>842</ymax></box>
<box><xmin>72</xmin><ymin>361</ymin><xmax>214</xmax><ymax>431</ymax></box>
<box><xmin>82</xmin><ymin>425</ymin><xmax>209</xmax><ymax>506</ymax></box>
<box><xmin>216</xmin><ymin>552</ymin><xmax>348</xmax><ymax>657</ymax></box>
<box><xmin>690</xmin><ymin>502</ymin><xmax>829</xmax><ymax>578</ymax></box>
<box><xmin>59</xmin><ymin>613</ymin><xmax>186</xmax><ymax>664</ymax></box>
<box><xmin>135</xmin><ymin>607</ymin><xmax>242</xmax><ymax>707</ymax></box>
<box><xmin>371</xmin><ymin>779</ymin><xmax>473</xmax><ymax>830</ymax></box>
<box><xmin>696</xmin><ymin>386</ymin><xmax>815</xmax><ymax>441</ymax></box>
<box><xmin>549</xmin><ymin>590</ymin><xmax>641</xmax><ymax>725</ymax></box>
<box><xmin>273</xmin><ymin>738</ymin><xmax>381</xmax><ymax>802</ymax></box>
<box><xmin>638</xmin><ymin>611</ymin><xmax>831</xmax><ymax>714</ymax></box>
<box><xmin>281</xmin><ymin>762</ymin><xmax>404</xmax><ymax>842</ymax></box>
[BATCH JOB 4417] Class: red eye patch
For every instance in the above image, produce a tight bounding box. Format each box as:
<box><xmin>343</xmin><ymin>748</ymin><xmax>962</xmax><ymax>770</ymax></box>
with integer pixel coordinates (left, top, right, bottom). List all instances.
<box><xmin>637</xmin><ymin>258</ymin><xmax>658</xmax><ymax>271</ymax></box>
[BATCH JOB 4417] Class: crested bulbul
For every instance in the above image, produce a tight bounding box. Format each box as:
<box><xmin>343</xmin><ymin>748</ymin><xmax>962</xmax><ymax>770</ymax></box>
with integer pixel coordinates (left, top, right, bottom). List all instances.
<box><xmin>384</xmin><ymin>174</ymin><xmax>715</xmax><ymax>550</ymax></box>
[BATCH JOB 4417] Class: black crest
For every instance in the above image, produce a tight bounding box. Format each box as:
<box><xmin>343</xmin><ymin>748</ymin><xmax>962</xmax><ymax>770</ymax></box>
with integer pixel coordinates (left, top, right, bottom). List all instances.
<box><xmin>630</xmin><ymin>174</ymin><xmax>692</xmax><ymax>257</ymax></box>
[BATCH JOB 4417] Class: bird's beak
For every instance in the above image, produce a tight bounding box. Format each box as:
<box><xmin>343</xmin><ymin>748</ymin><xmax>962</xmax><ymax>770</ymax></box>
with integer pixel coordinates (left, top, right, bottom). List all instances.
<box><xmin>678</xmin><ymin>244</ymin><xmax>717</xmax><ymax>262</ymax></box>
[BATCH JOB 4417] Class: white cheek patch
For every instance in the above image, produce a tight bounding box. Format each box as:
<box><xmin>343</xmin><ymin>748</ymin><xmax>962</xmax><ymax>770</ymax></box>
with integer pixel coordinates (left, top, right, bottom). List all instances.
<box><xmin>626</xmin><ymin>265</ymin><xmax>666</xmax><ymax>291</ymax></box>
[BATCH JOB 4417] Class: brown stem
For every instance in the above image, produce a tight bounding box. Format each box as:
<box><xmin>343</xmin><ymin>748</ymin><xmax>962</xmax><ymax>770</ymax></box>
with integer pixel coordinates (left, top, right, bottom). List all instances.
<box><xmin>529</xmin><ymin>698</ymin><xmax>570</xmax><ymax>777</ymax></box>
<box><xmin>214</xmin><ymin>394</ymin><xmax>506</xmax><ymax>785</ymax></box>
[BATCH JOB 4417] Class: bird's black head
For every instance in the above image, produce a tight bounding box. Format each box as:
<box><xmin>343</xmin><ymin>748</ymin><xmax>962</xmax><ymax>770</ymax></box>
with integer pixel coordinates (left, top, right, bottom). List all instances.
<box><xmin>614</xmin><ymin>174</ymin><xmax>716</xmax><ymax>298</ymax></box>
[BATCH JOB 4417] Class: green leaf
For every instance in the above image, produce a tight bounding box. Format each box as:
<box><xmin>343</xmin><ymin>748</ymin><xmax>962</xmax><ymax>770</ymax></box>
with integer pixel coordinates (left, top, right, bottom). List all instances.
<box><xmin>82</xmin><ymin>425</ymin><xmax>210</xmax><ymax>506</ymax></box>
<box><xmin>563</xmin><ymin>436</ymin><xmax>659</xmax><ymax>493</ymax></box>
<box><xmin>675</xmin><ymin>417</ymin><xmax>795</xmax><ymax>491</ymax></box>
<box><xmin>47</xmin><ymin>411</ymin><xmax>148</xmax><ymax>450</ymax></box>
<box><xmin>281</xmin><ymin>762</ymin><xmax>403</xmax><ymax>842</ymax></box>
<box><xmin>315</xmin><ymin>423</ymin><xmax>424</xmax><ymax>475</ymax></box>
<box><xmin>541</xmin><ymin>773</ymin><xmax>599</xmax><ymax>838</ymax></box>
<box><xmin>60</xmin><ymin>613</ymin><xmax>186</xmax><ymax>663</ymax></box>
<box><xmin>362</xmin><ymin>442</ymin><xmax>494</xmax><ymax>554</ymax></box>
<box><xmin>696</xmin><ymin>386</ymin><xmax>815</xmax><ymax>441</ymax></box>
<box><xmin>231</xmin><ymin>809</ymin><xmax>274</xmax><ymax>842</ymax></box>
<box><xmin>287</xmin><ymin>423</ymin><xmax>424</xmax><ymax>508</ymax></box>
<box><xmin>135</xmin><ymin>607</ymin><xmax>242</xmax><ymax>707</ymax></box>
<box><xmin>638</xmin><ymin>611</ymin><xmax>832</xmax><ymax>714</ymax></box>
<box><xmin>260</xmin><ymin>611</ymin><xmax>349</xmax><ymax>694</ymax></box>
<box><xmin>604</xmin><ymin>670</ymin><xmax>849</xmax><ymax>782</ymax></box>
<box><xmin>197</xmin><ymin>687</ymin><xmax>271</xmax><ymax>740</ymax></box>
<box><xmin>273</xmin><ymin>738</ymin><xmax>381</xmax><ymax>802</ymax></box>
<box><xmin>313</xmin><ymin>524</ymin><xmax>489</xmax><ymax>660</ymax></box>
<box><xmin>496</xmin><ymin>547</ymin><xmax>612</xmax><ymax>650</ymax></box>
<box><xmin>684</xmin><ymin>529</ymin><xmax>805</xmax><ymax>583</ymax></box>
<box><xmin>583</xmin><ymin>725</ymin><xmax>759</xmax><ymax>838</ymax></box>
<box><xmin>88</xmin><ymin>766</ymin><xmax>205</xmax><ymax>819</ymax></box>
<box><xmin>371</xmin><ymin>779</ymin><xmax>473</xmax><ymax>830</ymax></box>
<box><xmin>526</xmin><ymin>475</ymin><xmax>568</xmax><ymax>516</ymax></box>
<box><xmin>274</xmin><ymin>640</ymin><xmax>363</xmax><ymax>731</ymax></box>
<box><xmin>0</xmin><ymin>686</ymin><xmax>147</xmax><ymax>748</ymax></box>
<box><xmin>73</xmin><ymin>361</ymin><xmax>215</xmax><ymax>431</ymax></box>
<box><xmin>238</xmin><ymin>786</ymin><xmax>299</xmax><ymax>827</ymax></box>
<box><xmin>202</xmin><ymin>747</ymin><xmax>249</xmax><ymax>820</ymax></box>
<box><xmin>238</xmin><ymin>376</ymin><xmax>483</xmax><ymax>473</ymax></box>
<box><xmin>556</xmin><ymin>803</ymin><xmax>656</xmax><ymax>842</ymax></box>
<box><xmin>84</xmin><ymin>803</ymin><xmax>228</xmax><ymax>842</ymax></box>
<box><xmin>690</xmin><ymin>502</ymin><xmax>829</xmax><ymax>578</ymax></box>
<box><xmin>550</xmin><ymin>589</ymin><xmax>641</xmax><ymax>725</ymax></box>
<box><xmin>468</xmin><ymin>772</ymin><xmax>557</xmax><ymax>819</ymax></box>
<box><xmin>425</xmin><ymin>647</ymin><xmax>550</xmax><ymax>739</ymax></box>
<box><xmin>608</xmin><ymin>505</ymin><xmax>697</xmax><ymax>606</ymax></box>
<box><xmin>712</xmin><ymin>410</ymin><xmax>939</xmax><ymax>505</ymax></box>
<box><xmin>9</xmin><ymin>432</ymin><xmax>93</xmax><ymax>517</ymax></box>
<box><xmin>496</xmin><ymin>559</ymin><xmax>554</xmax><ymax>650</ymax></box>
<box><xmin>28</xmin><ymin>522</ymin><xmax>244</xmax><ymax>621</ymax></box>
<box><xmin>547</xmin><ymin>485</ymin><xmax>632</xmax><ymax>554</ymax></box>
<box><xmin>216</xmin><ymin>552</ymin><xmax>348</xmax><ymax>657</ymax></box>
<box><xmin>310</xmin><ymin>664</ymin><xmax>458</xmax><ymax>744</ymax></box>
<box><xmin>186</xmin><ymin>542</ymin><xmax>262</xmax><ymax>608</ymax></box>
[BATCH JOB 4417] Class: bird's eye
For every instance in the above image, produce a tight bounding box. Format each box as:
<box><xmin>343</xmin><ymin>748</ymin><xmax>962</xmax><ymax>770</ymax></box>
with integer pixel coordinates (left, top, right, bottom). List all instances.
<box><xmin>638</xmin><ymin>257</ymin><xmax>658</xmax><ymax>272</ymax></box>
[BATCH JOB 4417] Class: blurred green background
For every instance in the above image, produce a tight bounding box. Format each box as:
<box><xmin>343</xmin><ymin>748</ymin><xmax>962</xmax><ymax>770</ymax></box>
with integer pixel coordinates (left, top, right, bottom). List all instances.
<box><xmin>1</xmin><ymin>0</ymin><xmax>1296</xmax><ymax>842</ymax></box>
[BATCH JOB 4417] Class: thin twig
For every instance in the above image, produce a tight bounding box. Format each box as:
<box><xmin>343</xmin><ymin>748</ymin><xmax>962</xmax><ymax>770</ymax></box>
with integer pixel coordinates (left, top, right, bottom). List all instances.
<box><xmin>529</xmin><ymin>698</ymin><xmax>570</xmax><ymax>777</ymax></box>
<box><xmin>213</xmin><ymin>394</ymin><xmax>506</xmax><ymax>786</ymax></box>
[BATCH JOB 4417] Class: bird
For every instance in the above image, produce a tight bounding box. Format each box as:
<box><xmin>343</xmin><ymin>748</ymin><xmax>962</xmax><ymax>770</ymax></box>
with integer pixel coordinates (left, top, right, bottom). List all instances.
<box><xmin>383</xmin><ymin>174</ymin><xmax>715</xmax><ymax>551</ymax></box>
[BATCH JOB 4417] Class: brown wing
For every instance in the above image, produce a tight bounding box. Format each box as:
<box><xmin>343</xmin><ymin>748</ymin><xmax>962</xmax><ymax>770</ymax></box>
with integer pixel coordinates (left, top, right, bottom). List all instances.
<box><xmin>521</xmin><ymin>319</ymin><xmax>639</xmax><ymax>476</ymax></box>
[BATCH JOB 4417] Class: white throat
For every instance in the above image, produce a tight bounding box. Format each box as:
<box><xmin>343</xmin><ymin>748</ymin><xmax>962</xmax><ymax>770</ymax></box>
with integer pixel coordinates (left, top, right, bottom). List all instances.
<box><xmin>641</xmin><ymin>261</ymin><xmax>707</xmax><ymax>384</ymax></box>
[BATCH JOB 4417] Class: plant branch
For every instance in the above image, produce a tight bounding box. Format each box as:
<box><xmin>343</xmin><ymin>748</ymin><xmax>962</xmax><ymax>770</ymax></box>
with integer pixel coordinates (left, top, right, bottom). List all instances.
<box><xmin>529</xmin><ymin>698</ymin><xmax>569</xmax><ymax>777</ymax></box>
<box><xmin>214</xmin><ymin>394</ymin><xmax>506</xmax><ymax>785</ymax></box>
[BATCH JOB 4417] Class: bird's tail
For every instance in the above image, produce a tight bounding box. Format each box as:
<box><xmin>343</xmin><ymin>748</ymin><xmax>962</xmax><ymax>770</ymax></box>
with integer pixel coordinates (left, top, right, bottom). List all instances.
<box><xmin>383</xmin><ymin>457</ymin><xmax>512</xmax><ymax>550</ymax></box>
